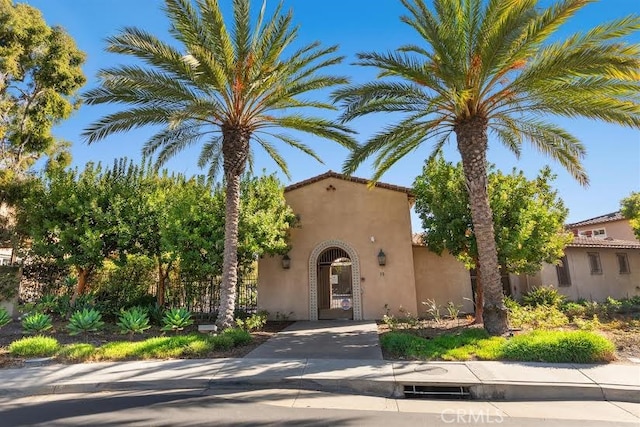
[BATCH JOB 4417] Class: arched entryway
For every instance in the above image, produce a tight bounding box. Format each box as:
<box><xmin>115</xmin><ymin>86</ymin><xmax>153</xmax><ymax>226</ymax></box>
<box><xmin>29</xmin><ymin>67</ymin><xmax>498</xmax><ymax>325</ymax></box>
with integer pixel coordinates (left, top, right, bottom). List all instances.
<box><xmin>309</xmin><ymin>240</ymin><xmax>362</xmax><ymax>321</ymax></box>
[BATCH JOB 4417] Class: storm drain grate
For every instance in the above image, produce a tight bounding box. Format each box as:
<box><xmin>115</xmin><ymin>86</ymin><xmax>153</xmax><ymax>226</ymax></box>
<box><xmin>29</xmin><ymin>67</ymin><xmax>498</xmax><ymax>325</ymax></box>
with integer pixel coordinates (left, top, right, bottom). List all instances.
<box><xmin>403</xmin><ymin>385</ymin><xmax>471</xmax><ymax>400</ymax></box>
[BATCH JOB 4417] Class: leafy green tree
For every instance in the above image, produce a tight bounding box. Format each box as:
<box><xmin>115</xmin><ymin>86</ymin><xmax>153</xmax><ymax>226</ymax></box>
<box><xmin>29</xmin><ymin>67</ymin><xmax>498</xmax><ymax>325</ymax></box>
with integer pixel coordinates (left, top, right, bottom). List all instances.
<box><xmin>82</xmin><ymin>0</ymin><xmax>356</xmax><ymax>329</ymax></box>
<box><xmin>0</xmin><ymin>0</ymin><xmax>85</xmax><ymax>181</ymax></box>
<box><xmin>237</xmin><ymin>173</ymin><xmax>296</xmax><ymax>273</ymax></box>
<box><xmin>333</xmin><ymin>0</ymin><xmax>640</xmax><ymax>334</ymax></box>
<box><xmin>0</xmin><ymin>0</ymin><xmax>85</xmax><ymax>263</ymax></box>
<box><xmin>146</xmin><ymin>172</ymin><xmax>295</xmax><ymax>307</ymax></box>
<box><xmin>414</xmin><ymin>157</ymin><xmax>572</xmax><ymax>322</ymax></box>
<box><xmin>621</xmin><ymin>192</ymin><xmax>640</xmax><ymax>239</ymax></box>
<box><xmin>17</xmin><ymin>161</ymin><xmax>147</xmax><ymax>301</ymax></box>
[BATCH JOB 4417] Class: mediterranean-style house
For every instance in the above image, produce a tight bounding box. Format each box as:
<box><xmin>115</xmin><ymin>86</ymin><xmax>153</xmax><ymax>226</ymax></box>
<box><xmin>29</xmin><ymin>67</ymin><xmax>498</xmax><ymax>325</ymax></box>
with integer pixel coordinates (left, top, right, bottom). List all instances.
<box><xmin>257</xmin><ymin>171</ymin><xmax>474</xmax><ymax>321</ymax></box>
<box><xmin>257</xmin><ymin>171</ymin><xmax>640</xmax><ymax>320</ymax></box>
<box><xmin>521</xmin><ymin>211</ymin><xmax>640</xmax><ymax>302</ymax></box>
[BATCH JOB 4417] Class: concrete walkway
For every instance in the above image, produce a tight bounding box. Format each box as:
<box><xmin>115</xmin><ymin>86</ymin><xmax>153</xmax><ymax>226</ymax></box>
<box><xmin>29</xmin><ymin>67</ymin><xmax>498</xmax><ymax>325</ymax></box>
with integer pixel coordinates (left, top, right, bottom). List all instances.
<box><xmin>245</xmin><ymin>321</ymin><xmax>383</xmax><ymax>360</ymax></box>
<box><xmin>0</xmin><ymin>358</ymin><xmax>638</xmax><ymax>403</ymax></box>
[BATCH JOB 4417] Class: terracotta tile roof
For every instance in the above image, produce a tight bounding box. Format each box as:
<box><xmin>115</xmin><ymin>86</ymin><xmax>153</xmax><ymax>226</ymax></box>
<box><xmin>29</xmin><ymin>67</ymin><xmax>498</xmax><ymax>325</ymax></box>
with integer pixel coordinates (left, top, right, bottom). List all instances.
<box><xmin>566</xmin><ymin>211</ymin><xmax>625</xmax><ymax>228</ymax></box>
<box><xmin>567</xmin><ymin>236</ymin><xmax>640</xmax><ymax>249</ymax></box>
<box><xmin>284</xmin><ymin>171</ymin><xmax>414</xmax><ymax>199</ymax></box>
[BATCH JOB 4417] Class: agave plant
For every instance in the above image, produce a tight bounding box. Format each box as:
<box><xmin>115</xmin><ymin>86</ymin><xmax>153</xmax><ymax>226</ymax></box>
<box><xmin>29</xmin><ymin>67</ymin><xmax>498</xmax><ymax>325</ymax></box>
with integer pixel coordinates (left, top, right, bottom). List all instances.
<box><xmin>22</xmin><ymin>312</ymin><xmax>53</xmax><ymax>334</ymax></box>
<box><xmin>117</xmin><ymin>307</ymin><xmax>152</xmax><ymax>336</ymax></box>
<box><xmin>0</xmin><ymin>307</ymin><xmax>11</xmax><ymax>328</ymax></box>
<box><xmin>161</xmin><ymin>308</ymin><xmax>193</xmax><ymax>332</ymax></box>
<box><xmin>67</xmin><ymin>308</ymin><xmax>104</xmax><ymax>336</ymax></box>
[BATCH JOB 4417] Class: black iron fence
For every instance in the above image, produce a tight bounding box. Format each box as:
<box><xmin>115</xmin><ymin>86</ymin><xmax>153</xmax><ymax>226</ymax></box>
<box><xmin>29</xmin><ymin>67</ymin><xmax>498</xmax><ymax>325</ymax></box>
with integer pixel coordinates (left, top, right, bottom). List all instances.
<box><xmin>165</xmin><ymin>274</ymin><xmax>258</xmax><ymax>318</ymax></box>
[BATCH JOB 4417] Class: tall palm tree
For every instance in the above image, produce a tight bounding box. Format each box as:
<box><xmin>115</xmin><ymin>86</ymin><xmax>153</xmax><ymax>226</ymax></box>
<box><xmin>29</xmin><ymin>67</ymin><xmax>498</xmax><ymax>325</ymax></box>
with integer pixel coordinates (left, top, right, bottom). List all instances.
<box><xmin>334</xmin><ymin>0</ymin><xmax>640</xmax><ymax>334</ymax></box>
<box><xmin>82</xmin><ymin>0</ymin><xmax>356</xmax><ymax>329</ymax></box>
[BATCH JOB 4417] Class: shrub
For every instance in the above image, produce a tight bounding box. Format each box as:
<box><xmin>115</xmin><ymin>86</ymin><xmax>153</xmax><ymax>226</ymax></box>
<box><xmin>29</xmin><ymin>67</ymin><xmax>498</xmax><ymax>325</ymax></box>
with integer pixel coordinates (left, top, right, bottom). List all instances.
<box><xmin>380</xmin><ymin>329</ymin><xmax>504</xmax><ymax>361</ymax></box>
<box><xmin>221</xmin><ymin>328</ymin><xmax>252</xmax><ymax>346</ymax></box>
<box><xmin>57</xmin><ymin>343</ymin><xmax>96</xmax><ymax>362</ymax></box>
<box><xmin>161</xmin><ymin>308</ymin><xmax>193</xmax><ymax>332</ymax></box>
<box><xmin>235</xmin><ymin>311</ymin><xmax>267</xmax><ymax>332</ymax></box>
<box><xmin>0</xmin><ymin>307</ymin><xmax>11</xmax><ymax>328</ymax></box>
<box><xmin>446</xmin><ymin>301</ymin><xmax>462</xmax><ymax>321</ymax></box>
<box><xmin>508</xmin><ymin>304</ymin><xmax>569</xmax><ymax>329</ymax></box>
<box><xmin>581</xmin><ymin>301</ymin><xmax>605</xmax><ymax>318</ymax></box>
<box><xmin>54</xmin><ymin>294</ymin><xmax>96</xmax><ymax>318</ymax></box>
<box><xmin>53</xmin><ymin>295</ymin><xmax>72</xmax><ymax>318</ymax></box>
<box><xmin>422</xmin><ymin>299</ymin><xmax>442</xmax><ymax>323</ymax></box>
<box><xmin>501</xmin><ymin>330</ymin><xmax>615</xmax><ymax>363</ymax></box>
<box><xmin>522</xmin><ymin>286</ymin><xmax>565</xmax><ymax>307</ymax></box>
<box><xmin>67</xmin><ymin>308</ymin><xmax>105</xmax><ymax>336</ymax></box>
<box><xmin>602</xmin><ymin>297</ymin><xmax>624</xmax><ymax>318</ymax></box>
<box><xmin>503</xmin><ymin>296</ymin><xmax>520</xmax><ymax>310</ymax></box>
<box><xmin>117</xmin><ymin>307</ymin><xmax>152</xmax><ymax>335</ymax></box>
<box><xmin>211</xmin><ymin>334</ymin><xmax>235</xmax><ymax>351</ymax></box>
<box><xmin>95</xmin><ymin>334</ymin><xmax>218</xmax><ymax>360</ymax></box>
<box><xmin>22</xmin><ymin>312</ymin><xmax>53</xmax><ymax>334</ymax></box>
<box><xmin>573</xmin><ymin>315</ymin><xmax>602</xmax><ymax>331</ymax></box>
<box><xmin>561</xmin><ymin>302</ymin><xmax>586</xmax><ymax>320</ymax></box>
<box><xmin>9</xmin><ymin>336</ymin><xmax>60</xmax><ymax>358</ymax></box>
<box><xmin>37</xmin><ymin>294</ymin><xmax>58</xmax><ymax>314</ymax></box>
<box><xmin>145</xmin><ymin>303</ymin><xmax>165</xmax><ymax>326</ymax></box>
<box><xmin>617</xmin><ymin>297</ymin><xmax>640</xmax><ymax>315</ymax></box>
<box><xmin>92</xmin><ymin>255</ymin><xmax>156</xmax><ymax>316</ymax></box>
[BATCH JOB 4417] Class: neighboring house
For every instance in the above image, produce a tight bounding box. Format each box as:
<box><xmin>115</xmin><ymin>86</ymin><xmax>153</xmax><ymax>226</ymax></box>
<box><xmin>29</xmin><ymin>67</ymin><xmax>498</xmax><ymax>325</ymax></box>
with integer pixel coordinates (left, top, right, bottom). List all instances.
<box><xmin>257</xmin><ymin>171</ymin><xmax>474</xmax><ymax>321</ymax></box>
<box><xmin>517</xmin><ymin>211</ymin><xmax>640</xmax><ymax>301</ymax></box>
<box><xmin>566</xmin><ymin>211</ymin><xmax>637</xmax><ymax>241</ymax></box>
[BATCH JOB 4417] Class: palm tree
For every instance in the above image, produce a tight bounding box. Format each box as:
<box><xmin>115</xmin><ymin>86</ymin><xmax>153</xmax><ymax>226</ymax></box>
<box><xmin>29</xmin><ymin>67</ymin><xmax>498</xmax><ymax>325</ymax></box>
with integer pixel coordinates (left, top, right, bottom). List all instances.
<box><xmin>82</xmin><ymin>0</ymin><xmax>356</xmax><ymax>329</ymax></box>
<box><xmin>334</xmin><ymin>0</ymin><xmax>640</xmax><ymax>334</ymax></box>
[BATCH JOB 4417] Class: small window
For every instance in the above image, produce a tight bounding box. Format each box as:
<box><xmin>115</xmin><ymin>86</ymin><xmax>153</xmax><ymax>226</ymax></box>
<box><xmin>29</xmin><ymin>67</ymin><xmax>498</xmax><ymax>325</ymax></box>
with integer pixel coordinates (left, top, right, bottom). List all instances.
<box><xmin>592</xmin><ymin>228</ymin><xmax>606</xmax><ymax>239</ymax></box>
<box><xmin>617</xmin><ymin>253</ymin><xmax>630</xmax><ymax>274</ymax></box>
<box><xmin>587</xmin><ymin>252</ymin><xmax>602</xmax><ymax>274</ymax></box>
<box><xmin>556</xmin><ymin>256</ymin><xmax>571</xmax><ymax>286</ymax></box>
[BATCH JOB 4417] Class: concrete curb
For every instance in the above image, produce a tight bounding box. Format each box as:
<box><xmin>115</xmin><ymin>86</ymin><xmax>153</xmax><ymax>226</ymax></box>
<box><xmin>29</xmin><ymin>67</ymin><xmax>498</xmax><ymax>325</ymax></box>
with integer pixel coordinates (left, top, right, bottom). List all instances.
<box><xmin>2</xmin><ymin>376</ymin><xmax>638</xmax><ymax>403</ymax></box>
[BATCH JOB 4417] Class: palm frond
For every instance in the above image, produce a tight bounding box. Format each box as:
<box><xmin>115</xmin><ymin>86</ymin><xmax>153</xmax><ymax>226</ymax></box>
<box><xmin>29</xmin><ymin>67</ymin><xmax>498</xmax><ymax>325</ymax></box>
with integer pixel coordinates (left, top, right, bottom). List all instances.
<box><xmin>105</xmin><ymin>27</ymin><xmax>199</xmax><ymax>83</ymax></box>
<box><xmin>83</xmin><ymin>108</ymin><xmax>178</xmax><ymax>144</ymax></box>
<box><xmin>143</xmin><ymin>122</ymin><xmax>212</xmax><ymax>157</ymax></box>
<box><xmin>271</xmin><ymin>116</ymin><xmax>357</xmax><ymax>150</ymax></box>
<box><xmin>253</xmin><ymin>135</ymin><xmax>290</xmax><ymax>179</ymax></box>
<box><xmin>83</xmin><ymin>0</ymin><xmax>354</xmax><ymax>171</ymax></box>
<box><xmin>256</xmin><ymin>131</ymin><xmax>324</xmax><ymax>165</ymax></box>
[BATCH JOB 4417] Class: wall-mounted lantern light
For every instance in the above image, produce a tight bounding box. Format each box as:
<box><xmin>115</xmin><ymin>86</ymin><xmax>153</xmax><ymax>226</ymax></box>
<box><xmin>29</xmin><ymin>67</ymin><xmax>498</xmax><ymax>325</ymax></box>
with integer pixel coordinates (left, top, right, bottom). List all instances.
<box><xmin>281</xmin><ymin>254</ymin><xmax>291</xmax><ymax>269</ymax></box>
<box><xmin>377</xmin><ymin>249</ymin><xmax>386</xmax><ymax>266</ymax></box>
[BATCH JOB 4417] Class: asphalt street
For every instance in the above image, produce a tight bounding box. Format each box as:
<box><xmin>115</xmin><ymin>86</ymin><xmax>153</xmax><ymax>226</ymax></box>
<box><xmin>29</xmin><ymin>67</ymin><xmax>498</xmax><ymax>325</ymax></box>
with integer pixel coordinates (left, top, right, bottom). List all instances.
<box><xmin>0</xmin><ymin>389</ymin><xmax>637</xmax><ymax>427</ymax></box>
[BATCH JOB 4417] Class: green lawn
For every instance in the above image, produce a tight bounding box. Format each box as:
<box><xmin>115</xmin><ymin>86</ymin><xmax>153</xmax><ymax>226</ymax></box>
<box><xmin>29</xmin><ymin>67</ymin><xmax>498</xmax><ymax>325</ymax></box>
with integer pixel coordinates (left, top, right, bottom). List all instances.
<box><xmin>381</xmin><ymin>328</ymin><xmax>615</xmax><ymax>363</ymax></box>
<box><xmin>8</xmin><ymin>329</ymin><xmax>252</xmax><ymax>362</ymax></box>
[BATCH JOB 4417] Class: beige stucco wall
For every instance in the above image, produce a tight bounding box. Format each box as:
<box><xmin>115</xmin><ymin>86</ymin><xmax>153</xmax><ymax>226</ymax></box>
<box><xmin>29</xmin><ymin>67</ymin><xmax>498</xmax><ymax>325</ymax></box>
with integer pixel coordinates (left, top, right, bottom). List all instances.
<box><xmin>573</xmin><ymin>219</ymin><xmax>637</xmax><ymax>241</ymax></box>
<box><xmin>412</xmin><ymin>247</ymin><xmax>474</xmax><ymax>314</ymax></box>
<box><xmin>257</xmin><ymin>176</ymin><xmax>417</xmax><ymax>320</ymax></box>
<box><xmin>527</xmin><ymin>247</ymin><xmax>640</xmax><ymax>301</ymax></box>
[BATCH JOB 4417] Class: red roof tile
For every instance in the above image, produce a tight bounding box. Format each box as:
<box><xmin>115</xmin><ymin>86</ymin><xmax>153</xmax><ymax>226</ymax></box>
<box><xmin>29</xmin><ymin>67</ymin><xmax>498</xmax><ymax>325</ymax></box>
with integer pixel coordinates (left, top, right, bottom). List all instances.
<box><xmin>567</xmin><ymin>236</ymin><xmax>640</xmax><ymax>249</ymax></box>
<box><xmin>566</xmin><ymin>211</ymin><xmax>625</xmax><ymax>228</ymax></box>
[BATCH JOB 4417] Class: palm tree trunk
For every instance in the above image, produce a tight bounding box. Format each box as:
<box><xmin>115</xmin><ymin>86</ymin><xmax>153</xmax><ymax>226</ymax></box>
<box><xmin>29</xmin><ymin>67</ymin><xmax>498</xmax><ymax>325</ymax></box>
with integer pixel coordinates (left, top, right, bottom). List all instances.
<box><xmin>216</xmin><ymin>126</ymin><xmax>250</xmax><ymax>330</ymax></box>
<box><xmin>474</xmin><ymin>258</ymin><xmax>484</xmax><ymax>324</ymax></box>
<box><xmin>455</xmin><ymin>116</ymin><xmax>508</xmax><ymax>335</ymax></box>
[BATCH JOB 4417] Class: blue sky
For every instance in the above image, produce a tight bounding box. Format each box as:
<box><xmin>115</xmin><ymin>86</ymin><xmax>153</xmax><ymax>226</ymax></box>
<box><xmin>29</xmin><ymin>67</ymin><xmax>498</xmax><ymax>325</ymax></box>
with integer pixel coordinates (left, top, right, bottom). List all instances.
<box><xmin>23</xmin><ymin>0</ymin><xmax>640</xmax><ymax>230</ymax></box>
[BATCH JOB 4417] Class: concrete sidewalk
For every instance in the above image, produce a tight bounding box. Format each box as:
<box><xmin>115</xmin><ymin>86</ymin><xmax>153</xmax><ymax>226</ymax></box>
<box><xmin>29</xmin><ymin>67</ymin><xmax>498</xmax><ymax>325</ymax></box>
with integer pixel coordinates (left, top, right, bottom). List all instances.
<box><xmin>0</xmin><ymin>358</ymin><xmax>638</xmax><ymax>403</ymax></box>
<box><xmin>245</xmin><ymin>321</ymin><xmax>383</xmax><ymax>360</ymax></box>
